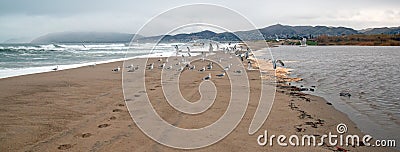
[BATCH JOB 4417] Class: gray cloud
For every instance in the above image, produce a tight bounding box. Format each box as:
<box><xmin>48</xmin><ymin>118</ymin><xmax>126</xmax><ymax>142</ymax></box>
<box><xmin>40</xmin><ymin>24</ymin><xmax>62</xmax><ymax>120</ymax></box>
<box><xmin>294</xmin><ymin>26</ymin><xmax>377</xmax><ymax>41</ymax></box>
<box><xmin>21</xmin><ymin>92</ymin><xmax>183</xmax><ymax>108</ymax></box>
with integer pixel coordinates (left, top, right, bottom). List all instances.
<box><xmin>0</xmin><ymin>0</ymin><xmax>399</xmax><ymax>42</ymax></box>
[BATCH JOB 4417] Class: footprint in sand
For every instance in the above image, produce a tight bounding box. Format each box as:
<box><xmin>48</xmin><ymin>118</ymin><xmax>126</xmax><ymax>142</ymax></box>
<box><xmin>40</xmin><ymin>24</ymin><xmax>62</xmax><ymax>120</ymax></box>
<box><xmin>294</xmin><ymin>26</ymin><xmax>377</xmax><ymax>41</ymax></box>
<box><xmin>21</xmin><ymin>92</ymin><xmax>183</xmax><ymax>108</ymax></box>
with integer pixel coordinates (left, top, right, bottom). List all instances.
<box><xmin>117</xmin><ymin>103</ymin><xmax>125</xmax><ymax>107</ymax></box>
<box><xmin>81</xmin><ymin>133</ymin><xmax>92</xmax><ymax>138</ymax></box>
<box><xmin>98</xmin><ymin>124</ymin><xmax>111</xmax><ymax>128</ymax></box>
<box><xmin>134</xmin><ymin>94</ymin><xmax>141</xmax><ymax>97</ymax></box>
<box><xmin>112</xmin><ymin>109</ymin><xmax>123</xmax><ymax>112</ymax></box>
<box><xmin>58</xmin><ymin>144</ymin><xmax>72</xmax><ymax>150</ymax></box>
<box><xmin>109</xmin><ymin>116</ymin><xmax>117</xmax><ymax>120</ymax></box>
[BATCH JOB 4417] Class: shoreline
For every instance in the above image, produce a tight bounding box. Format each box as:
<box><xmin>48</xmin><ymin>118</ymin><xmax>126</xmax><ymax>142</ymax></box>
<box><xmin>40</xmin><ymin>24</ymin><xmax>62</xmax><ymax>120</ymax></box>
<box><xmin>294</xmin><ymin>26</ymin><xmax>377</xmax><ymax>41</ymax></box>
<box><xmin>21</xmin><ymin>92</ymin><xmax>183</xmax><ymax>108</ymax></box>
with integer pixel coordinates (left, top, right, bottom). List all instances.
<box><xmin>0</xmin><ymin>49</ymin><xmax>397</xmax><ymax>151</ymax></box>
<box><xmin>0</xmin><ymin>51</ymin><xmax>176</xmax><ymax>79</ymax></box>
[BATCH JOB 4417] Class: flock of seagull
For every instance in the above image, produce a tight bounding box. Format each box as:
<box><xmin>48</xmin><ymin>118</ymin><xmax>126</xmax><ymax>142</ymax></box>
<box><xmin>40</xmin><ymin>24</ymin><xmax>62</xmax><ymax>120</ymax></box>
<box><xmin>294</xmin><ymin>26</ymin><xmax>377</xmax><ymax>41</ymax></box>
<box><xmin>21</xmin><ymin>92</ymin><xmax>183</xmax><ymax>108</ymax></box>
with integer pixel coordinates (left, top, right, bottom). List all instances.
<box><xmin>107</xmin><ymin>44</ymin><xmax>286</xmax><ymax>81</ymax></box>
<box><xmin>51</xmin><ymin>47</ymin><xmax>284</xmax><ymax>85</ymax></box>
<box><xmin>63</xmin><ymin>43</ymin><xmax>286</xmax><ymax>83</ymax></box>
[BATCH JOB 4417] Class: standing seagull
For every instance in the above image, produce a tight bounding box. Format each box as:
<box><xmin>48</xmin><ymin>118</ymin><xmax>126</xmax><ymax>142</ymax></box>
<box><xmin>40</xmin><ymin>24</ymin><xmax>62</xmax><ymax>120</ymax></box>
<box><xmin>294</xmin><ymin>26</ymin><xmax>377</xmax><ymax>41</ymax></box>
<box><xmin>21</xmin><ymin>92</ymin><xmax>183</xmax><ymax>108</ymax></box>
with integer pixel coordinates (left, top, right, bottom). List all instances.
<box><xmin>177</xmin><ymin>66</ymin><xmax>184</xmax><ymax>71</ymax></box>
<box><xmin>52</xmin><ymin>66</ymin><xmax>58</xmax><ymax>71</ymax></box>
<box><xmin>148</xmin><ymin>63</ymin><xmax>154</xmax><ymax>70</ymax></box>
<box><xmin>112</xmin><ymin>66</ymin><xmax>120</xmax><ymax>72</ymax></box>
<box><xmin>224</xmin><ymin>64</ymin><xmax>231</xmax><ymax>71</ymax></box>
<box><xmin>272</xmin><ymin>60</ymin><xmax>284</xmax><ymax>69</ymax></box>
<box><xmin>159</xmin><ymin>63</ymin><xmax>166</xmax><ymax>69</ymax></box>
<box><xmin>126</xmin><ymin>64</ymin><xmax>134</xmax><ymax>68</ymax></box>
<box><xmin>203</xmin><ymin>73</ymin><xmax>211</xmax><ymax>80</ymax></box>
<box><xmin>189</xmin><ymin>65</ymin><xmax>196</xmax><ymax>70</ymax></box>
<box><xmin>199</xmin><ymin>66</ymin><xmax>206</xmax><ymax>72</ymax></box>
<box><xmin>216</xmin><ymin>73</ymin><xmax>225</xmax><ymax>78</ymax></box>
<box><xmin>207</xmin><ymin>62</ymin><xmax>213</xmax><ymax>70</ymax></box>
<box><xmin>247</xmin><ymin>61</ymin><xmax>252</xmax><ymax>70</ymax></box>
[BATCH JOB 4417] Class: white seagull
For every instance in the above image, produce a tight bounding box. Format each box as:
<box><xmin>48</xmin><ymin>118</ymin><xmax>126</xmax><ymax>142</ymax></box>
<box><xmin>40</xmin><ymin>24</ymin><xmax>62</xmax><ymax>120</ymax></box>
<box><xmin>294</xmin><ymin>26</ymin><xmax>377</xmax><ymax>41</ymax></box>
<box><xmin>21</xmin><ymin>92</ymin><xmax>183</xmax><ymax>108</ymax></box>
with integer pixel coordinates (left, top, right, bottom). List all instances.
<box><xmin>216</xmin><ymin>73</ymin><xmax>225</xmax><ymax>78</ymax></box>
<box><xmin>112</xmin><ymin>66</ymin><xmax>120</xmax><ymax>72</ymax></box>
<box><xmin>189</xmin><ymin>65</ymin><xmax>196</xmax><ymax>70</ymax></box>
<box><xmin>203</xmin><ymin>73</ymin><xmax>211</xmax><ymax>80</ymax></box>
<box><xmin>159</xmin><ymin>63</ymin><xmax>166</xmax><ymax>69</ymax></box>
<box><xmin>224</xmin><ymin>64</ymin><xmax>232</xmax><ymax>71</ymax></box>
<box><xmin>199</xmin><ymin>66</ymin><xmax>206</xmax><ymax>72</ymax></box>
<box><xmin>177</xmin><ymin>66</ymin><xmax>184</xmax><ymax>71</ymax></box>
<box><xmin>52</xmin><ymin>66</ymin><xmax>58</xmax><ymax>71</ymax></box>
<box><xmin>126</xmin><ymin>64</ymin><xmax>134</xmax><ymax>68</ymax></box>
<box><xmin>148</xmin><ymin>63</ymin><xmax>154</xmax><ymax>70</ymax></box>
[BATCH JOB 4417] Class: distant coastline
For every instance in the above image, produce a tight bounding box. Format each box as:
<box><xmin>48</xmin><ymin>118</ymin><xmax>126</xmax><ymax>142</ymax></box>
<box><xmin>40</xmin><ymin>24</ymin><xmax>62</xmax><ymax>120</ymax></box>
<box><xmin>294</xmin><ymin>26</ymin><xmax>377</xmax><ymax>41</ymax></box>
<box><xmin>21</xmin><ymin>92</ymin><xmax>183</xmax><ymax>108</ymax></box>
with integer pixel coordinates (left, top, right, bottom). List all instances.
<box><xmin>4</xmin><ymin>24</ymin><xmax>399</xmax><ymax>46</ymax></box>
<box><xmin>270</xmin><ymin>34</ymin><xmax>400</xmax><ymax>46</ymax></box>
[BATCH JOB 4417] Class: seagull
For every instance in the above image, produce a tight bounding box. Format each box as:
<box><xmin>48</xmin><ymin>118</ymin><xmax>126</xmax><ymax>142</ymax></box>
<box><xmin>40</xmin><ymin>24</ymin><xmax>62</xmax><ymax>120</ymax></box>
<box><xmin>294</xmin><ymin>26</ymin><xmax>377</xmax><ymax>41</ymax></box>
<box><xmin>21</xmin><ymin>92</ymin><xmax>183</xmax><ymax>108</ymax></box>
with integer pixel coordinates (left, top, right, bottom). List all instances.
<box><xmin>234</xmin><ymin>70</ymin><xmax>242</xmax><ymax>73</ymax></box>
<box><xmin>247</xmin><ymin>61</ymin><xmax>252</xmax><ymax>70</ymax></box>
<box><xmin>166</xmin><ymin>66</ymin><xmax>173</xmax><ymax>70</ymax></box>
<box><xmin>207</xmin><ymin>64</ymin><xmax>213</xmax><ymax>70</ymax></box>
<box><xmin>159</xmin><ymin>63</ymin><xmax>166</xmax><ymax>69</ymax></box>
<box><xmin>134</xmin><ymin>65</ymin><xmax>139</xmax><ymax>71</ymax></box>
<box><xmin>189</xmin><ymin>65</ymin><xmax>196</xmax><ymax>70</ymax></box>
<box><xmin>52</xmin><ymin>66</ymin><xmax>58</xmax><ymax>71</ymax></box>
<box><xmin>126</xmin><ymin>64</ymin><xmax>134</xmax><ymax>68</ymax></box>
<box><xmin>272</xmin><ymin>59</ymin><xmax>284</xmax><ymax>69</ymax></box>
<box><xmin>199</xmin><ymin>66</ymin><xmax>206</xmax><ymax>72</ymax></box>
<box><xmin>127</xmin><ymin>67</ymin><xmax>135</xmax><ymax>72</ymax></box>
<box><xmin>158</xmin><ymin>58</ymin><xmax>163</xmax><ymax>62</ymax></box>
<box><xmin>187</xmin><ymin>47</ymin><xmax>191</xmax><ymax>57</ymax></box>
<box><xmin>216</xmin><ymin>73</ymin><xmax>225</xmax><ymax>78</ymax></box>
<box><xmin>224</xmin><ymin>64</ymin><xmax>231</xmax><ymax>71</ymax></box>
<box><xmin>203</xmin><ymin>73</ymin><xmax>211</xmax><ymax>80</ymax></box>
<box><xmin>165</xmin><ymin>58</ymin><xmax>169</xmax><ymax>63</ymax></box>
<box><xmin>177</xmin><ymin>66</ymin><xmax>184</xmax><ymax>71</ymax></box>
<box><xmin>148</xmin><ymin>63</ymin><xmax>154</xmax><ymax>70</ymax></box>
<box><xmin>207</xmin><ymin>62</ymin><xmax>213</xmax><ymax>70</ymax></box>
<box><xmin>112</xmin><ymin>66</ymin><xmax>120</xmax><ymax>72</ymax></box>
<box><xmin>89</xmin><ymin>63</ymin><xmax>96</xmax><ymax>68</ymax></box>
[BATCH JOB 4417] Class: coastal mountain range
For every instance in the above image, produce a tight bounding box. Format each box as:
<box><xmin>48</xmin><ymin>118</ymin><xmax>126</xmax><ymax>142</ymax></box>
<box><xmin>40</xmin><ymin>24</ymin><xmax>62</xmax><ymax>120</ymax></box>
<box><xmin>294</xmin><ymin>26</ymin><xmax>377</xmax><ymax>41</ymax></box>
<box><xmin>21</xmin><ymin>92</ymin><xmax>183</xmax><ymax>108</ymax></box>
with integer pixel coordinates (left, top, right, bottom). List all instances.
<box><xmin>19</xmin><ymin>24</ymin><xmax>400</xmax><ymax>43</ymax></box>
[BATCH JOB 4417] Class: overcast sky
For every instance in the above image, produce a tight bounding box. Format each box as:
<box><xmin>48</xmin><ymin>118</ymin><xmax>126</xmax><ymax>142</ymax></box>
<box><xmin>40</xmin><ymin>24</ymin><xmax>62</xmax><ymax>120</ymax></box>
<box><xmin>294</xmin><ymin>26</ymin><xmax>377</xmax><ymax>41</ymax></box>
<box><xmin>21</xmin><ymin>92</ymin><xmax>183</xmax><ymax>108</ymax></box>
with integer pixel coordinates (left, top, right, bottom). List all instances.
<box><xmin>0</xmin><ymin>0</ymin><xmax>399</xmax><ymax>42</ymax></box>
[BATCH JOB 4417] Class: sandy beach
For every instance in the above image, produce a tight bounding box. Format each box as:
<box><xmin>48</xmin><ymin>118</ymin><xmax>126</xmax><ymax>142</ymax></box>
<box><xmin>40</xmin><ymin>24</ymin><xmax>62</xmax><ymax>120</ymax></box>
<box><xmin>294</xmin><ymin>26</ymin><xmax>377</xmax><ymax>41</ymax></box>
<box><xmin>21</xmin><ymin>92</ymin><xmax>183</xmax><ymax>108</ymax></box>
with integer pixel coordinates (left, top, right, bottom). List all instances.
<box><xmin>0</xmin><ymin>50</ymin><xmax>397</xmax><ymax>151</ymax></box>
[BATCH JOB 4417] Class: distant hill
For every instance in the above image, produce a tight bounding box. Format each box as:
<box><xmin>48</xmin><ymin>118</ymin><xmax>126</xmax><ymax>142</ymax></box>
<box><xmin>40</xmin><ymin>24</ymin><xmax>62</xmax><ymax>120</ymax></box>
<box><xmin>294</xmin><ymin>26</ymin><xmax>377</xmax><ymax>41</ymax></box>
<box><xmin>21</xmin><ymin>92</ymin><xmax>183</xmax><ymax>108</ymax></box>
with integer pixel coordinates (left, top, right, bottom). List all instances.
<box><xmin>138</xmin><ymin>30</ymin><xmax>241</xmax><ymax>42</ymax></box>
<box><xmin>360</xmin><ymin>27</ymin><xmax>400</xmax><ymax>35</ymax></box>
<box><xmin>3</xmin><ymin>37</ymin><xmax>33</xmax><ymax>43</ymax></box>
<box><xmin>29</xmin><ymin>24</ymin><xmax>400</xmax><ymax>44</ymax></box>
<box><xmin>259</xmin><ymin>24</ymin><xmax>359</xmax><ymax>39</ymax></box>
<box><xmin>138</xmin><ymin>24</ymin><xmax>361</xmax><ymax>42</ymax></box>
<box><xmin>30</xmin><ymin>32</ymin><xmax>142</xmax><ymax>43</ymax></box>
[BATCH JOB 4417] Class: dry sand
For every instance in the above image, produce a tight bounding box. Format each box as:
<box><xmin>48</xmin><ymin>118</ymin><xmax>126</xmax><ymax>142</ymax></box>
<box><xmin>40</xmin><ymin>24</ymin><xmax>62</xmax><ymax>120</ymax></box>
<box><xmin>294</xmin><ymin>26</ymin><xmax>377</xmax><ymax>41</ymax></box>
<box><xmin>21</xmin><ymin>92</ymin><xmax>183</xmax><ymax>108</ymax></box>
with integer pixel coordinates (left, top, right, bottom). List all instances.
<box><xmin>0</xmin><ymin>51</ymin><xmax>397</xmax><ymax>151</ymax></box>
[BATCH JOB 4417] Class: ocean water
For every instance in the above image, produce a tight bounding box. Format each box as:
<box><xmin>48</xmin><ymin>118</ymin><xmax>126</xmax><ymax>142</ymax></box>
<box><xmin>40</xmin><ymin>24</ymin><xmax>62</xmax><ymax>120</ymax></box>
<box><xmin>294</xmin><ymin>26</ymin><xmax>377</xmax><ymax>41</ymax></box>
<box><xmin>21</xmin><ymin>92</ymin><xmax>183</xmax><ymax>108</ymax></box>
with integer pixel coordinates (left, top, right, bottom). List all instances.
<box><xmin>267</xmin><ymin>45</ymin><xmax>400</xmax><ymax>142</ymax></box>
<box><xmin>0</xmin><ymin>43</ymin><xmax>177</xmax><ymax>78</ymax></box>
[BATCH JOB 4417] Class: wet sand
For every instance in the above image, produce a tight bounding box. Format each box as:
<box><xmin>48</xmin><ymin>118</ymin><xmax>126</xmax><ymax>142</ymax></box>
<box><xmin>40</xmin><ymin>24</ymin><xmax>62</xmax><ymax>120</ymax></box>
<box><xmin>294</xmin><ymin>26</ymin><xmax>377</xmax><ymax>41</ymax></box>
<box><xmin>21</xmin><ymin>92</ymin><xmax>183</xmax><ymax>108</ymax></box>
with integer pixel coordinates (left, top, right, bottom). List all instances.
<box><xmin>0</xmin><ymin>52</ymin><xmax>397</xmax><ymax>151</ymax></box>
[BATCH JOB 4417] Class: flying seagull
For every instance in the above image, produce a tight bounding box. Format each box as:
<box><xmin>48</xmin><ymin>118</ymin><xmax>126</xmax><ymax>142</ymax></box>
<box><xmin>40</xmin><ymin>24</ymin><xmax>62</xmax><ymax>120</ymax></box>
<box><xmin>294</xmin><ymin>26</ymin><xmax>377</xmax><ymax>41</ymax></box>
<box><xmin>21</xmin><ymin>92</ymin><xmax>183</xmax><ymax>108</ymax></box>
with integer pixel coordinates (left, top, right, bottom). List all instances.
<box><xmin>272</xmin><ymin>60</ymin><xmax>284</xmax><ymax>69</ymax></box>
